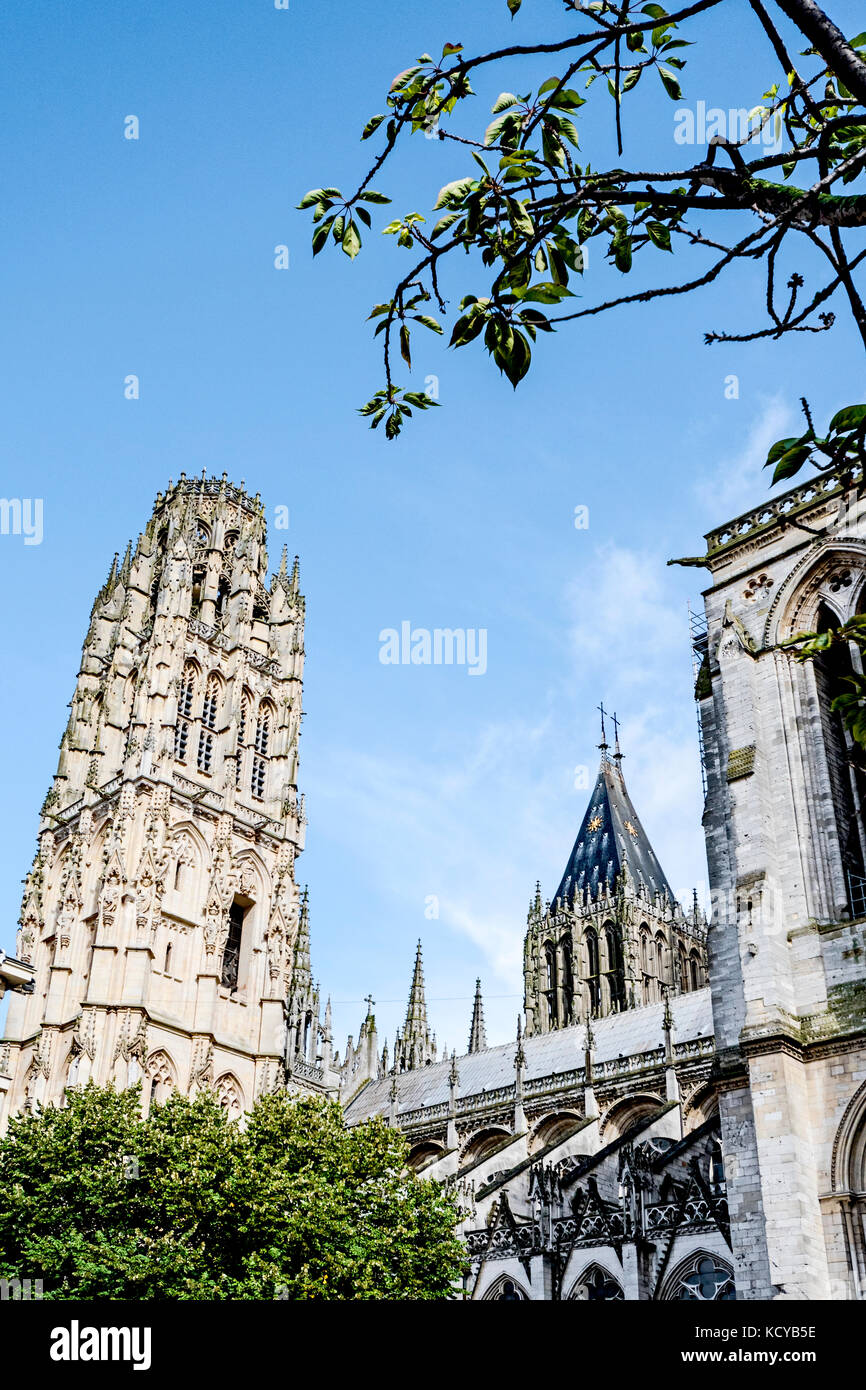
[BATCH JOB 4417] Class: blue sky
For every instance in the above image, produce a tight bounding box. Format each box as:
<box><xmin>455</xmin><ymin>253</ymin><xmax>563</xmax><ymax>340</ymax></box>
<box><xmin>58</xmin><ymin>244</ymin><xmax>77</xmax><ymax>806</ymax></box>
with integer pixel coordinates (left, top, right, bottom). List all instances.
<box><xmin>0</xmin><ymin>0</ymin><xmax>863</xmax><ymax>1055</ymax></box>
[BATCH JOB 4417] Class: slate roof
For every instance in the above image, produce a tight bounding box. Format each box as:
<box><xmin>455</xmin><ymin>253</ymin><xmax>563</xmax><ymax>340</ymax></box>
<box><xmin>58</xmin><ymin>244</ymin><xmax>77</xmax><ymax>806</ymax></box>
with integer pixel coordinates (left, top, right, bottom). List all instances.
<box><xmin>554</xmin><ymin>756</ymin><xmax>675</xmax><ymax>904</ymax></box>
<box><xmin>343</xmin><ymin>987</ymin><xmax>713</xmax><ymax>1124</ymax></box>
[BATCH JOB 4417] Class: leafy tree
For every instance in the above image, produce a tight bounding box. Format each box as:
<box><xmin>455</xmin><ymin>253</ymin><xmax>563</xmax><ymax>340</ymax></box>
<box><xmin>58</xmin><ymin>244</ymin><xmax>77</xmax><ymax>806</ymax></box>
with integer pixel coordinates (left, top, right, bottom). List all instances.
<box><xmin>0</xmin><ymin>1085</ymin><xmax>466</xmax><ymax>1300</ymax></box>
<box><xmin>299</xmin><ymin>0</ymin><xmax>866</xmax><ymax>438</ymax></box>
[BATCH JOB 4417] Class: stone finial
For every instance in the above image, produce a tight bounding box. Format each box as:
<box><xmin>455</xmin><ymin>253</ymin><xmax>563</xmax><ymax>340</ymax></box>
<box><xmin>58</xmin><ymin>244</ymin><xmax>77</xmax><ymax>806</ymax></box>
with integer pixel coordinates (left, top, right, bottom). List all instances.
<box><xmin>467</xmin><ymin>978</ymin><xmax>487</xmax><ymax>1054</ymax></box>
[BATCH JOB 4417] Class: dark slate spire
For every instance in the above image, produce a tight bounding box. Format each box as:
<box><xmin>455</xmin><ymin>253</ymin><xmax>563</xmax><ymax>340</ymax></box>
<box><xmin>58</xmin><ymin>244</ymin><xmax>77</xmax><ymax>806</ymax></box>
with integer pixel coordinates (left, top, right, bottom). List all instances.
<box><xmin>467</xmin><ymin>978</ymin><xmax>487</xmax><ymax>1054</ymax></box>
<box><xmin>554</xmin><ymin>726</ymin><xmax>675</xmax><ymax>905</ymax></box>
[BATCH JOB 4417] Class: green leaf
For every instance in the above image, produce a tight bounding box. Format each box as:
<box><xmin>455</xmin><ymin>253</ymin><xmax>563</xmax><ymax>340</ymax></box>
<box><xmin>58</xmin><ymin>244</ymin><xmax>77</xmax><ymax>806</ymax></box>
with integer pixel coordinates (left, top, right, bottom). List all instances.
<box><xmin>771</xmin><ymin>444</ymin><xmax>813</xmax><ymax>483</ymax></box>
<box><xmin>433</xmin><ymin>177</ymin><xmax>475</xmax><ymax>210</ymax></box>
<box><xmin>765</xmin><ymin>435</ymin><xmax>806</xmax><ymax>465</ymax></box>
<box><xmin>549</xmin><ymin>88</ymin><xmax>586</xmax><ymax>111</ymax></box>
<box><xmin>449</xmin><ymin>311</ymin><xmax>486</xmax><ymax>348</ymax></box>
<box><xmin>502</xmin><ymin>330</ymin><xmax>531</xmax><ymax>387</ymax></box>
<box><xmin>341</xmin><ymin>222</ymin><xmax>362</xmax><ymax>260</ymax></box>
<box><xmin>491</xmin><ymin>92</ymin><xmax>520</xmax><ymax>113</ymax></box>
<box><xmin>647</xmin><ymin>220</ymin><xmax>672</xmax><ymax>250</ymax></box>
<box><xmin>507</xmin><ymin>0</ymin><xmax>522</xmax><ymax>14</ymax></box>
<box><xmin>431</xmin><ymin>209</ymin><xmax>462</xmax><ymax>238</ymax></box>
<box><xmin>612</xmin><ymin>229</ymin><xmax>633</xmax><ymax>273</ymax></box>
<box><xmin>358</xmin><ymin>190</ymin><xmax>392</xmax><ymax>204</ymax></box>
<box><xmin>311</xmin><ymin>217</ymin><xmax>335</xmax><ymax>255</ymax></box>
<box><xmin>390</xmin><ymin>66</ymin><xmax>421</xmax><ymax>94</ymax></box>
<box><xmin>522</xmin><ymin>283</ymin><xmax>573</xmax><ymax>304</ymax></box>
<box><xmin>829</xmin><ymin>404</ymin><xmax>866</xmax><ymax>434</ymax></box>
<box><xmin>507</xmin><ymin>198</ymin><xmax>535</xmax><ymax>237</ymax></box>
<box><xmin>361</xmin><ymin>114</ymin><xmax>385</xmax><ymax>141</ymax></box>
<box><xmin>485</xmin><ymin>112</ymin><xmax>517</xmax><ymax>146</ymax></box>
<box><xmin>297</xmin><ymin>188</ymin><xmax>331</xmax><ymax>210</ymax></box>
<box><xmin>658</xmin><ymin>67</ymin><xmax>682</xmax><ymax>100</ymax></box>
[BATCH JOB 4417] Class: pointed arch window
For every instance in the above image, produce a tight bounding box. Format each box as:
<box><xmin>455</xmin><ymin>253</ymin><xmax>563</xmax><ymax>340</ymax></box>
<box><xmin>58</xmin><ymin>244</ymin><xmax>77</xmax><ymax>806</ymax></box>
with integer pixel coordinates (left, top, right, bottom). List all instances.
<box><xmin>251</xmin><ymin>701</ymin><xmax>272</xmax><ymax>800</ymax></box>
<box><xmin>174</xmin><ymin>719</ymin><xmax>189</xmax><ymax>763</ymax></box>
<box><xmin>569</xmin><ymin>1265</ymin><xmax>625</xmax><ymax>1301</ymax></box>
<box><xmin>654</xmin><ymin>933</ymin><xmax>667</xmax><ymax>992</ymax></box>
<box><xmin>605</xmin><ymin>924</ymin><xmax>626</xmax><ymax>1013</ymax></box>
<box><xmin>197</xmin><ymin>730</ymin><xmax>213</xmax><ymax>773</ymax></box>
<box><xmin>560</xmin><ymin>935</ymin><xmax>574</xmax><ymax>1024</ymax></box>
<box><xmin>689</xmin><ymin>951</ymin><xmax>701</xmax><ymax>990</ymax></box>
<box><xmin>640</xmin><ymin>925</ymin><xmax>652</xmax><ymax>1004</ymax></box>
<box><xmin>814</xmin><ymin>599</ymin><xmax>866</xmax><ymax>908</ymax></box>
<box><xmin>585</xmin><ymin>928</ymin><xmax>601</xmax><ymax>1018</ymax></box>
<box><xmin>196</xmin><ymin>673</ymin><xmax>221</xmax><ymax>775</ymax></box>
<box><xmin>236</xmin><ymin>687</ymin><xmax>253</xmax><ymax>789</ymax></box>
<box><xmin>191</xmin><ymin>566</ymin><xmax>206</xmax><ymax>618</ymax></box>
<box><xmin>221</xmin><ymin>900</ymin><xmax>246</xmax><ymax>992</ymax></box>
<box><xmin>672</xmin><ymin>1253</ymin><xmax>735</xmax><ymax>1301</ymax></box>
<box><xmin>544</xmin><ymin>941</ymin><xmax>558</xmax><ymax>1027</ymax></box>
<box><xmin>179</xmin><ymin>665</ymin><xmax>196</xmax><ymax>718</ymax></box>
<box><xmin>239</xmin><ymin>688</ymin><xmax>252</xmax><ymax>744</ymax></box>
<box><xmin>174</xmin><ymin>664</ymin><xmax>198</xmax><ymax>764</ymax></box>
<box><xmin>216</xmin><ymin>576</ymin><xmax>231</xmax><ymax>618</ymax></box>
<box><xmin>201</xmin><ymin>674</ymin><xmax>220</xmax><ymax>730</ymax></box>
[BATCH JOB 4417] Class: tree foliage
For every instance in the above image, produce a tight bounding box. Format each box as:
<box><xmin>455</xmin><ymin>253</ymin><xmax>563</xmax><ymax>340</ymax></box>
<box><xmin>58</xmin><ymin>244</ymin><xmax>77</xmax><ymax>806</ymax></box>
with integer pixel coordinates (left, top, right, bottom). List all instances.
<box><xmin>299</xmin><ymin>0</ymin><xmax>866</xmax><ymax>438</ymax></box>
<box><xmin>0</xmin><ymin>1085</ymin><xmax>466</xmax><ymax>1300</ymax></box>
<box><xmin>301</xmin><ymin>0</ymin><xmax>866</xmax><ymax>748</ymax></box>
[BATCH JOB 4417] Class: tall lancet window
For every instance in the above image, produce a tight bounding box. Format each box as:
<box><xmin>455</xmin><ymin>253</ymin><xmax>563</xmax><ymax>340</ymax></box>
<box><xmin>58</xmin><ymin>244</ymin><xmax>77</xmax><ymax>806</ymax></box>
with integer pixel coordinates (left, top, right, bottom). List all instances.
<box><xmin>560</xmin><ymin>935</ymin><xmax>574</xmax><ymax>1024</ymax></box>
<box><xmin>585</xmin><ymin>928</ymin><xmax>601</xmax><ymax>1018</ymax></box>
<box><xmin>174</xmin><ymin>663</ymin><xmax>197</xmax><ymax>763</ymax></box>
<box><xmin>197</xmin><ymin>673</ymin><xmax>220</xmax><ymax>774</ymax></box>
<box><xmin>251</xmin><ymin>701</ymin><xmax>272</xmax><ymax>800</ymax></box>
<box><xmin>814</xmin><ymin>600</ymin><xmax>866</xmax><ymax>906</ymax></box>
<box><xmin>190</xmin><ymin>566</ymin><xmax>206</xmax><ymax>619</ymax></box>
<box><xmin>544</xmin><ymin>941</ymin><xmax>558</xmax><ymax>1027</ymax></box>
<box><xmin>221</xmin><ymin>899</ymin><xmax>246</xmax><ymax>991</ymax></box>
<box><xmin>604</xmin><ymin>924</ymin><xmax>626</xmax><ymax>1013</ymax></box>
<box><xmin>236</xmin><ymin>687</ymin><xmax>253</xmax><ymax>788</ymax></box>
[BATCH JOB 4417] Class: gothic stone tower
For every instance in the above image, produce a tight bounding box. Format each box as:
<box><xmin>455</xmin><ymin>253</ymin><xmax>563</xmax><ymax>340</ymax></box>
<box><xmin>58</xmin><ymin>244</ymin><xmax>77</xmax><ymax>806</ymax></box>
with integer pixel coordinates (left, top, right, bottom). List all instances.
<box><xmin>687</xmin><ymin>459</ymin><xmax>866</xmax><ymax>1300</ymax></box>
<box><xmin>0</xmin><ymin>473</ymin><xmax>329</xmax><ymax>1132</ymax></box>
<box><xmin>524</xmin><ymin>731</ymin><xmax>707</xmax><ymax>1035</ymax></box>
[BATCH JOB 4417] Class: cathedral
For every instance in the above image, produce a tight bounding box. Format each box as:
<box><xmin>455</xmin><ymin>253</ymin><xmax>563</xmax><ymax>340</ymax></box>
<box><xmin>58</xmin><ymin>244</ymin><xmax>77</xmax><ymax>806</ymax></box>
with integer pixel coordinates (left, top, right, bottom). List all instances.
<box><xmin>1</xmin><ymin>461</ymin><xmax>865</xmax><ymax>1302</ymax></box>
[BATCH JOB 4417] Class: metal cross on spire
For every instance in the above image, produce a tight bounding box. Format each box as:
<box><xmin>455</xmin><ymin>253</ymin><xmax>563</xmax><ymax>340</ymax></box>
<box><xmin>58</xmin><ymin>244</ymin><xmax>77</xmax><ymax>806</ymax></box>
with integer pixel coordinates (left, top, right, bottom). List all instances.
<box><xmin>598</xmin><ymin>703</ymin><xmax>623</xmax><ymax>765</ymax></box>
<box><xmin>597</xmin><ymin>701</ymin><xmax>610</xmax><ymax>751</ymax></box>
<box><xmin>611</xmin><ymin>710</ymin><xmax>623</xmax><ymax>764</ymax></box>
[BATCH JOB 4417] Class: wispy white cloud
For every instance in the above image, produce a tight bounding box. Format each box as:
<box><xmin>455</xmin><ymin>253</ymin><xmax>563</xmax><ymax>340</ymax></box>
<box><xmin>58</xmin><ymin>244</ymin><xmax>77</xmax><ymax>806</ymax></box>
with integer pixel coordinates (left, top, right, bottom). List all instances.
<box><xmin>314</xmin><ymin>538</ymin><xmax>708</xmax><ymax>1051</ymax></box>
<box><xmin>565</xmin><ymin>542</ymin><xmax>685</xmax><ymax>681</ymax></box>
<box><xmin>695</xmin><ymin>395</ymin><xmax>795</xmax><ymax>518</ymax></box>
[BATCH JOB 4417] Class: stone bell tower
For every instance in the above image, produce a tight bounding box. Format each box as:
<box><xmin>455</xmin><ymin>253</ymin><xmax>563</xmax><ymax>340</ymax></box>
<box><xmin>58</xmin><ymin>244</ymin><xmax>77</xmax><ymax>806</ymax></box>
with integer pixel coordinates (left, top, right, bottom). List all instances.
<box><xmin>523</xmin><ymin>719</ymin><xmax>708</xmax><ymax>1037</ymax></box>
<box><xmin>0</xmin><ymin>473</ymin><xmax>337</xmax><ymax>1132</ymax></box>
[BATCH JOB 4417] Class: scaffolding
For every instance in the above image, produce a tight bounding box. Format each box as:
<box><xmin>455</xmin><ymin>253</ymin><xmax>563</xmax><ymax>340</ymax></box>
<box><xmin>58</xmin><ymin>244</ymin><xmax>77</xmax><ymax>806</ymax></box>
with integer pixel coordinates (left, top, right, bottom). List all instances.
<box><xmin>688</xmin><ymin>600</ymin><xmax>709</xmax><ymax>799</ymax></box>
